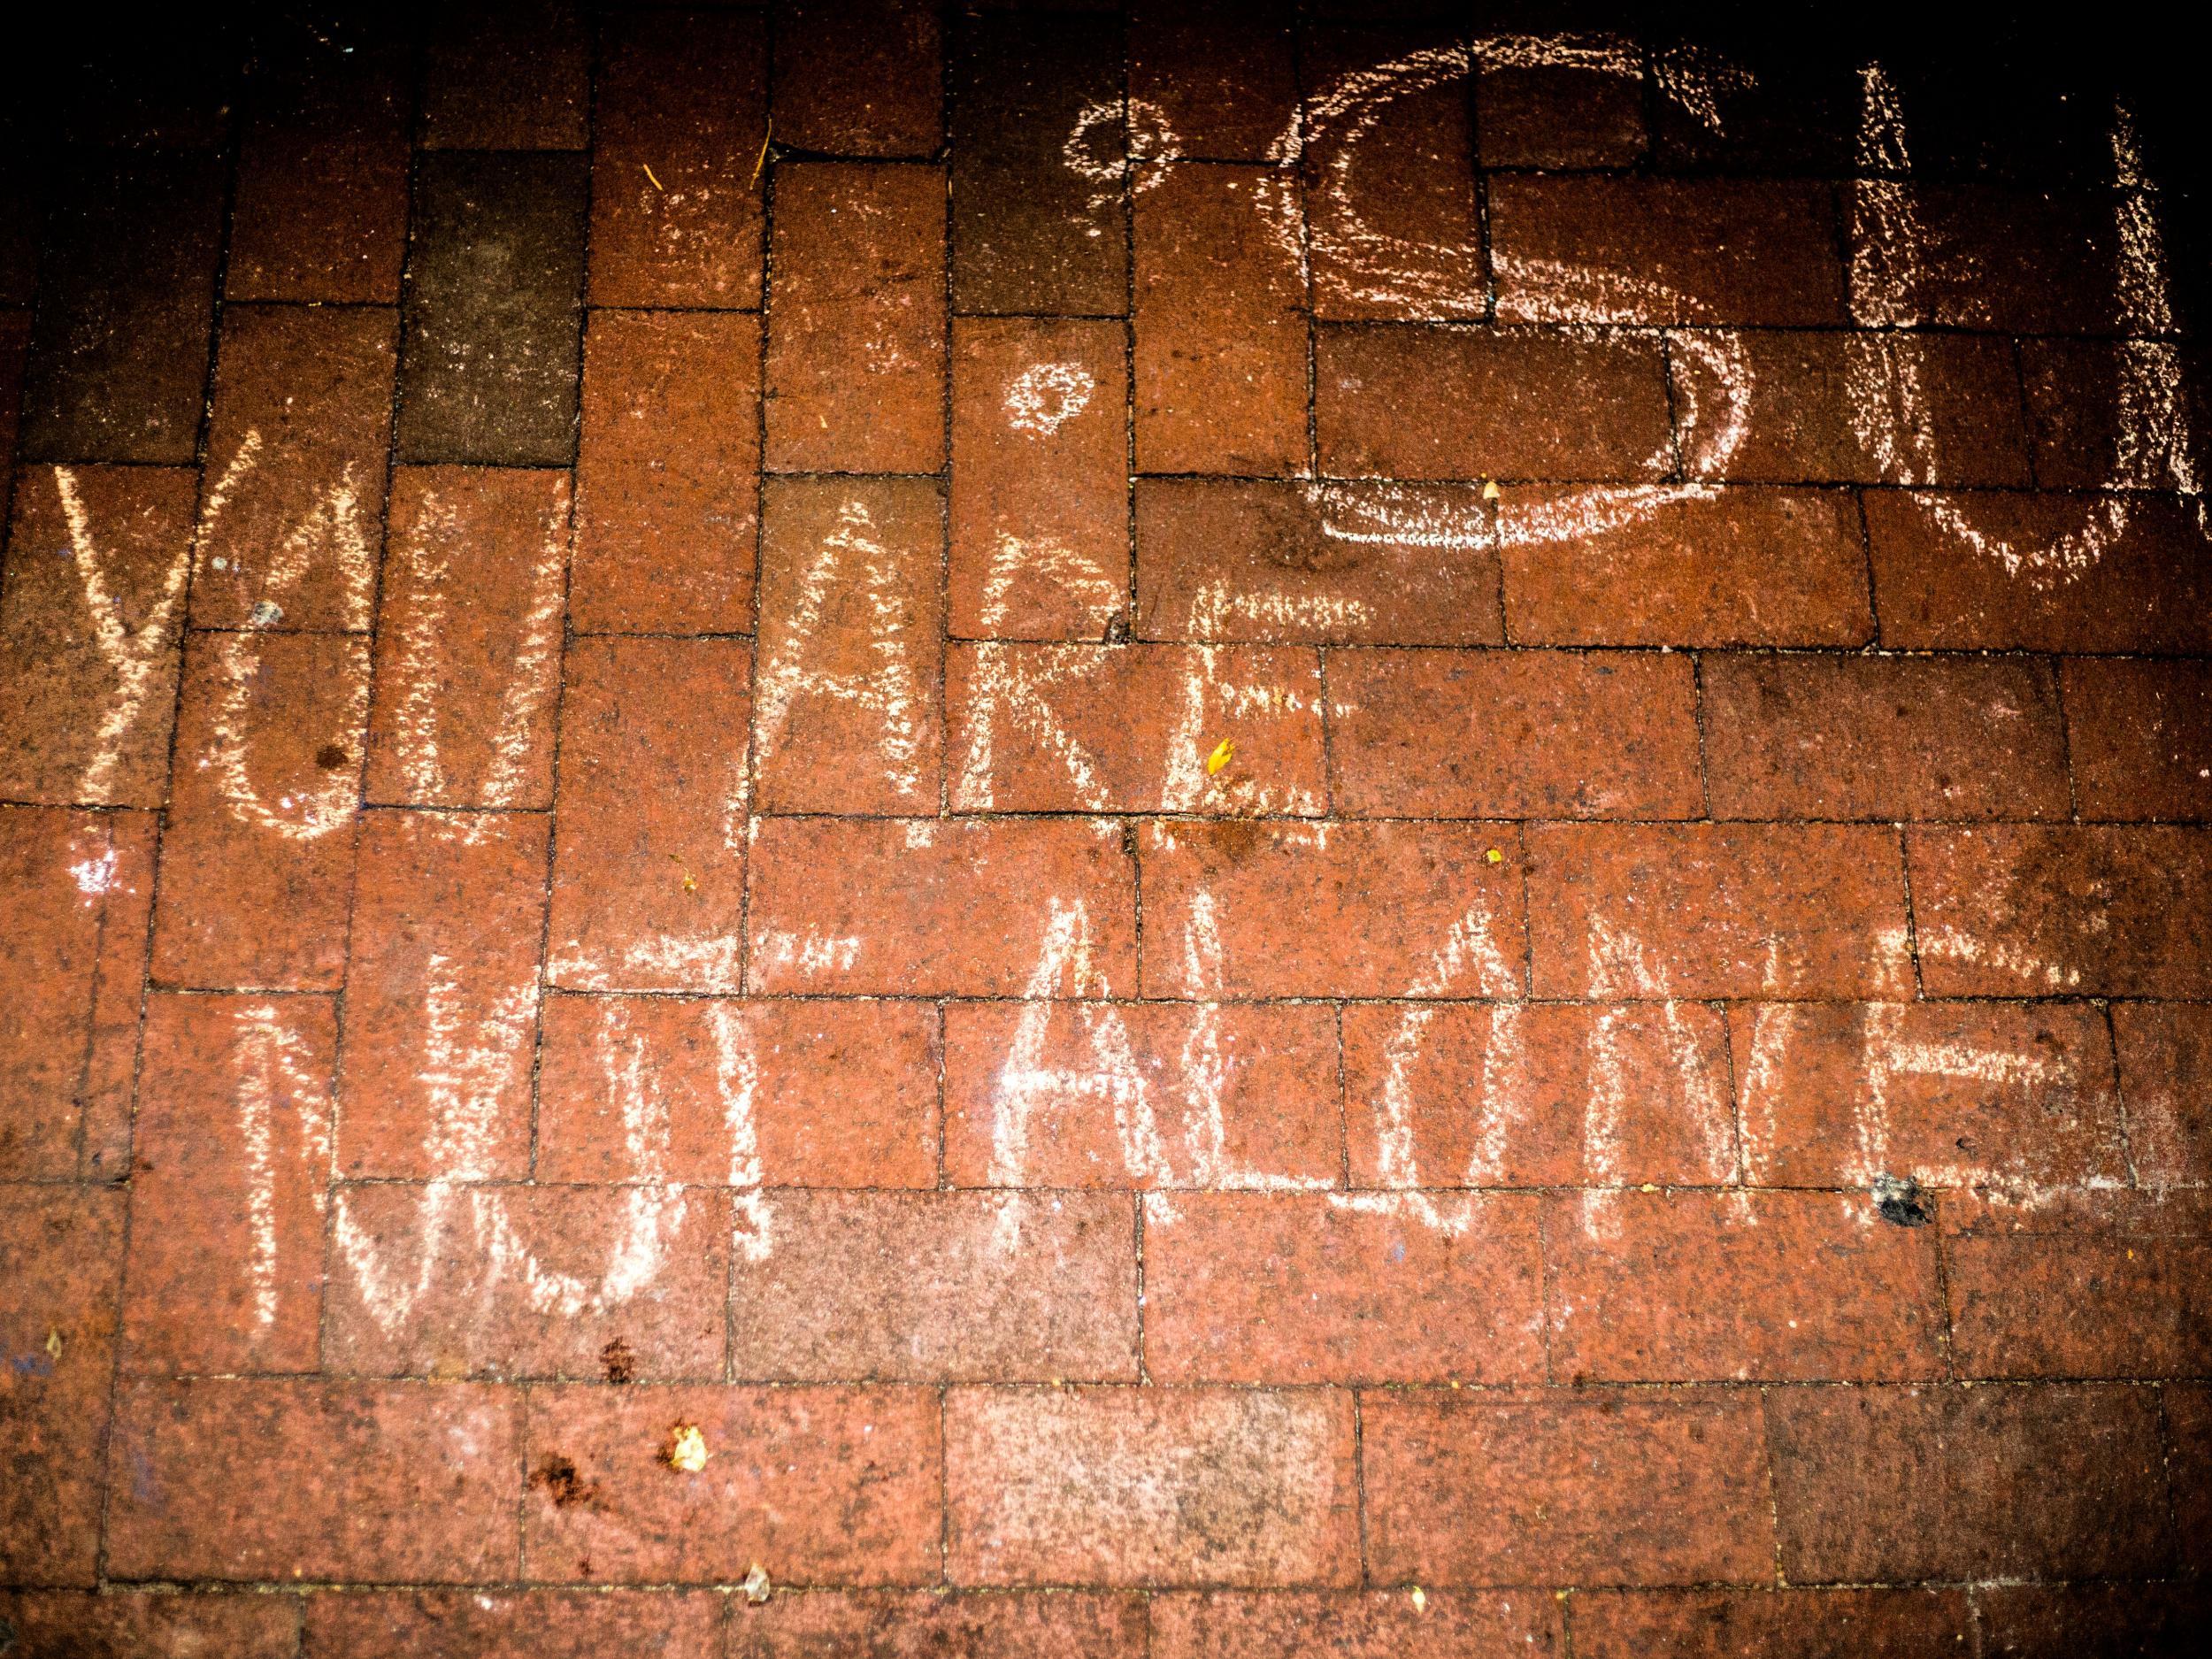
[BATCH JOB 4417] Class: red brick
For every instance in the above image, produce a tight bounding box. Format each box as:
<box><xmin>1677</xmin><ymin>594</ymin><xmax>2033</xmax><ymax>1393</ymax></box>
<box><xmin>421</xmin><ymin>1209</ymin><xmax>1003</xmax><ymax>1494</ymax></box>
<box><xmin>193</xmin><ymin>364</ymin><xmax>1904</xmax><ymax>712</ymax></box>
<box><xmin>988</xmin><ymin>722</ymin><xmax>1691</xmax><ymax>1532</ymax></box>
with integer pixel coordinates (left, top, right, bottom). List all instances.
<box><xmin>1547</xmin><ymin>1189</ymin><xmax>1946</xmax><ymax>1383</ymax></box>
<box><xmin>125</xmin><ymin>993</ymin><xmax>334</xmax><ymax>1373</ymax></box>
<box><xmin>524</xmin><ymin>1384</ymin><xmax>941</xmax><ymax>1583</ymax></box>
<box><xmin>419</xmin><ymin>1</ymin><xmax>588</xmax><ymax>150</ymax></box>
<box><xmin>0</xmin><ymin>1591</ymin><xmax>299</xmax><ymax>1657</ymax></box>
<box><xmin>2114</xmin><ymin>1003</ymin><xmax>2212</xmax><ymax>1187</ymax></box>
<box><xmin>1977</xmin><ymin>1583</ymin><xmax>2212</xmax><ymax>1659</ymax></box>
<box><xmin>748</xmin><ymin>817</ymin><xmax>1137</xmax><ymax>996</ymax></box>
<box><xmin>1491</xmin><ymin>177</ymin><xmax>1844</xmax><ymax>326</ymax></box>
<box><xmin>945</xmin><ymin>1386</ymin><xmax>1360</xmax><ymax>1586</ymax></box>
<box><xmin>1701</xmin><ymin>652</ymin><xmax>2069</xmax><ymax>821</ymax></box>
<box><xmin>1130</xmin><ymin>2</ymin><xmax>1298</xmax><ymax>163</ymax></box>
<box><xmin>19</xmin><ymin>156</ymin><xmax>224</xmax><ymax>465</ymax></box>
<box><xmin>1570</xmin><ymin>1588</ymin><xmax>1970</xmax><ymax>1659</ymax></box>
<box><xmin>1768</xmin><ymin>1382</ymin><xmax>2171</xmax><ymax>1581</ymax></box>
<box><xmin>592</xmin><ymin>9</ymin><xmax>768</xmax><ymax>308</ymax></box>
<box><xmin>398</xmin><ymin>153</ymin><xmax>590</xmax><ymax>469</ymax></box>
<box><xmin>0</xmin><ymin>1187</ymin><xmax>121</xmax><ymax>1585</ymax></box>
<box><xmin>1330</xmin><ymin>648</ymin><xmax>1701</xmax><ymax>818</ymax></box>
<box><xmin>754</xmin><ymin>478</ymin><xmax>944</xmax><ymax>813</ymax></box>
<box><xmin>539</xmin><ymin>995</ymin><xmax>939</xmax><ymax>1187</ymax></box>
<box><xmin>772</xmin><ymin>0</ymin><xmax>943</xmax><ymax>158</ymax></box>
<box><xmin>338</xmin><ymin>812</ymin><xmax>545</xmax><ymax>1181</ymax></box>
<box><xmin>574</xmin><ymin>311</ymin><xmax>760</xmax><ymax>634</ymax></box>
<box><xmin>547</xmin><ymin>638</ymin><xmax>752</xmax><ymax>993</ymax></box>
<box><xmin>1732</xmin><ymin>1000</ymin><xmax>2124</xmax><ymax>1191</ymax></box>
<box><xmin>1849</xmin><ymin>187</ymin><xmax>2122</xmax><ymax>334</ymax></box>
<box><xmin>2022</xmin><ymin>338</ymin><xmax>2210</xmax><ymax>489</ymax></box>
<box><xmin>1344</xmin><ymin>1000</ymin><xmax>1738</xmax><ymax>1189</ymax></box>
<box><xmin>1134</xmin><ymin>165</ymin><xmax>1308</xmax><ymax>475</ymax></box>
<box><xmin>1302</xmin><ymin>28</ymin><xmax>1482</xmax><ymax>321</ymax></box>
<box><xmin>1363</xmin><ymin>1390</ymin><xmax>1773</xmax><ymax>1586</ymax></box>
<box><xmin>1944</xmin><ymin>1189</ymin><xmax>2212</xmax><ymax>1378</ymax></box>
<box><xmin>1648</xmin><ymin>54</ymin><xmax>1851</xmax><ymax>173</ymax></box>
<box><xmin>0</xmin><ymin>313</ymin><xmax>25</xmax><ymax>511</ymax></box>
<box><xmin>1146</xmin><ymin>1192</ymin><xmax>1545</xmax><ymax>1384</ymax></box>
<box><xmin>950</xmin><ymin>317</ymin><xmax>1129</xmax><ymax>641</ymax></box>
<box><xmin>733</xmin><ymin>1590</ymin><xmax>1146</xmax><ymax>1658</ymax></box>
<box><xmin>765</xmin><ymin>164</ymin><xmax>946</xmax><ymax>473</ymax></box>
<box><xmin>226</xmin><ymin>45</ymin><xmax>410</xmax><ymax>303</ymax></box>
<box><xmin>1140</xmin><ymin>820</ymin><xmax>1525</xmax><ymax>999</ymax></box>
<box><xmin>2063</xmin><ymin>657</ymin><xmax>2212</xmax><ymax>820</ymax></box>
<box><xmin>363</xmin><ymin>467</ymin><xmax>568</xmax><ymax>810</ymax></box>
<box><xmin>327</xmin><ymin>1185</ymin><xmax>729</xmax><ymax>1381</ymax></box>
<box><xmin>0</xmin><ymin>808</ymin><xmax>156</xmax><ymax>1180</ymax></box>
<box><xmin>1909</xmin><ymin>826</ymin><xmax>2212</xmax><ymax>996</ymax></box>
<box><xmin>1478</xmin><ymin>58</ymin><xmax>1647</xmax><ymax>169</ymax></box>
<box><xmin>1526</xmin><ymin>823</ymin><xmax>1911</xmax><ymax>1000</ymax></box>
<box><xmin>944</xmin><ymin>1000</ymin><xmax>1340</xmax><ymax>1189</ymax></box>
<box><xmin>151</xmin><ymin>632</ymin><xmax>369</xmax><ymax>990</ymax></box>
<box><xmin>106</xmin><ymin>1379</ymin><xmax>522</xmax><ymax>1582</ymax></box>
<box><xmin>1864</xmin><ymin>492</ymin><xmax>2212</xmax><ymax>652</ymax></box>
<box><xmin>1135</xmin><ymin>479</ymin><xmax>1504</xmax><ymax>645</ymax></box>
<box><xmin>2170</xmin><ymin>1381</ymin><xmax>2212</xmax><ymax>1568</ymax></box>
<box><xmin>0</xmin><ymin>163</ymin><xmax>29</xmax><ymax>306</ymax></box>
<box><xmin>949</xmin><ymin>643</ymin><xmax>1326</xmax><ymax>814</ymax></box>
<box><xmin>1682</xmin><ymin>330</ymin><xmax>2029</xmax><ymax>486</ymax></box>
<box><xmin>949</xmin><ymin>14</ymin><xmax>1126</xmax><ymax>316</ymax></box>
<box><xmin>304</xmin><ymin>1590</ymin><xmax>721</xmax><ymax>1658</ymax></box>
<box><xmin>728</xmin><ymin>1190</ymin><xmax>1137</xmax><ymax>1381</ymax></box>
<box><xmin>1500</xmin><ymin>485</ymin><xmax>1872</xmax><ymax>648</ymax></box>
<box><xmin>0</xmin><ymin>465</ymin><xmax>196</xmax><ymax>806</ymax></box>
<box><xmin>192</xmin><ymin>306</ymin><xmax>394</xmax><ymax>632</ymax></box>
<box><xmin>1152</xmin><ymin>1590</ymin><xmax>1562</xmax><ymax>1659</ymax></box>
<box><xmin>1317</xmin><ymin>326</ymin><xmax>1671</xmax><ymax>481</ymax></box>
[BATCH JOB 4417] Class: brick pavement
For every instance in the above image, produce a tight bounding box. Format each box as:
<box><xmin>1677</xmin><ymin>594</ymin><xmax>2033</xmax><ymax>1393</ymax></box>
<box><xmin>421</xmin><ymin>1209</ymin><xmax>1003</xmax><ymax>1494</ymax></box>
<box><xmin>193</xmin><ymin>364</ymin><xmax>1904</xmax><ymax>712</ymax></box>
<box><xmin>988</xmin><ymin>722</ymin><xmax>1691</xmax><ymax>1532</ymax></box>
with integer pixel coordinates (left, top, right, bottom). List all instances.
<box><xmin>2</xmin><ymin>4</ymin><xmax>2209</xmax><ymax>1654</ymax></box>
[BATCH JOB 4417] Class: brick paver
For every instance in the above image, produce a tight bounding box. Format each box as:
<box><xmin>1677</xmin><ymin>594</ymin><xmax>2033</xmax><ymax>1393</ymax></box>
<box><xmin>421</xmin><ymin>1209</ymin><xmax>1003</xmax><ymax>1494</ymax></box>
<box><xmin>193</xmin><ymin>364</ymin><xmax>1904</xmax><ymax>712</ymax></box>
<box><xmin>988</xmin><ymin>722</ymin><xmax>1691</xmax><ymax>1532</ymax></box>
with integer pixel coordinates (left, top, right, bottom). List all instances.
<box><xmin>3</xmin><ymin>10</ymin><xmax>2208</xmax><ymax>1651</ymax></box>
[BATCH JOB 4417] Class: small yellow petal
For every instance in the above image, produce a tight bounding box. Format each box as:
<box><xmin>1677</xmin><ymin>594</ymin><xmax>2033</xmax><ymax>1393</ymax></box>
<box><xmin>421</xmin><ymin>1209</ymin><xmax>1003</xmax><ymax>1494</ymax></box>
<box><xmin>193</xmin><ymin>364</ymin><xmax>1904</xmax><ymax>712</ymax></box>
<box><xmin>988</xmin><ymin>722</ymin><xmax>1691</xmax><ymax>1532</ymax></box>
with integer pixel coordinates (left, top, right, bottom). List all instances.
<box><xmin>1486</xmin><ymin>847</ymin><xmax>1502</xmax><ymax>864</ymax></box>
<box><xmin>1206</xmin><ymin>739</ymin><xmax>1235</xmax><ymax>776</ymax></box>
<box><xmin>1482</xmin><ymin>479</ymin><xmax>1502</xmax><ymax>501</ymax></box>
<box><xmin>665</xmin><ymin>1424</ymin><xmax>710</xmax><ymax>1473</ymax></box>
<box><xmin>1410</xmin><ymin>1586</ymin><xmax>1428</xmax><ymax>1612</ymax></box>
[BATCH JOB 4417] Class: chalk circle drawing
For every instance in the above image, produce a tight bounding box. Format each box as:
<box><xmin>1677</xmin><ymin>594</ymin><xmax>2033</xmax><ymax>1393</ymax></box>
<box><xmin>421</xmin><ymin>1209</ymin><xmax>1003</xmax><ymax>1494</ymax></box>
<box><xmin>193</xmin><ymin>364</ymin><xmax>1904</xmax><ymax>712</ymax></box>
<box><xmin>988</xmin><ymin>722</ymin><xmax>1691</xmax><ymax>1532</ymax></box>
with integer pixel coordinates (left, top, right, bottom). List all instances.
<box><xmin>1005</xmin><ymin>361</ymin><xmax>1097</xmax><ymax>437</ymax></box>
<box><xmin>1062</xmin><ymin>96</ymin><xmax>1182</xmax><ymax>214</ymax></box>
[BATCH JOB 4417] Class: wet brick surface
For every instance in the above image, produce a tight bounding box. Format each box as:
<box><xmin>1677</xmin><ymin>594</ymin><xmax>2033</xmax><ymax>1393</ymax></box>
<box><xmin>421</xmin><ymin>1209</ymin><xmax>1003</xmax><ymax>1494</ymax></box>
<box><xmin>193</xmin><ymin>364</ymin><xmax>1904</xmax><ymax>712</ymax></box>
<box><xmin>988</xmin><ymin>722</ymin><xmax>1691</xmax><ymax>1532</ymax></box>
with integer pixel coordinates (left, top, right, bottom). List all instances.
<box><xmin>3</xmin><ymin>7</ymin><xmax>2211</xmax><ymax>1650</ymax></box>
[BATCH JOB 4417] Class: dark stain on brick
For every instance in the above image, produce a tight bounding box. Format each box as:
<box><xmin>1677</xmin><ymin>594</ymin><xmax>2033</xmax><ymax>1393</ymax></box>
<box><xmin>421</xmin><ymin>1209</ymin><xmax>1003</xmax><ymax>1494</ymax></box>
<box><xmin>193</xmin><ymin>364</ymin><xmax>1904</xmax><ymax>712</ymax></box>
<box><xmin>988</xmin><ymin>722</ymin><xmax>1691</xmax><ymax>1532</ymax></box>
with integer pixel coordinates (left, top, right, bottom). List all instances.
<box><xmin>528</xmin><ymin>1453</ymin><xmax>601</xmax><ymax>1509</ymax></box>
<box><xmin>600</xmin><ymin>1337</ymin><xmax>636</xmax><ymax>1385</ymax></box>
<box><xmin>397</xmin><ymin>151</ymin><xmax>589</xmax><ymax>466</ymax></box>
<box><xmin>1873</xmin><ymin>1174</ymin><xmax>1933</xmax><ymax>1228</ymax></box>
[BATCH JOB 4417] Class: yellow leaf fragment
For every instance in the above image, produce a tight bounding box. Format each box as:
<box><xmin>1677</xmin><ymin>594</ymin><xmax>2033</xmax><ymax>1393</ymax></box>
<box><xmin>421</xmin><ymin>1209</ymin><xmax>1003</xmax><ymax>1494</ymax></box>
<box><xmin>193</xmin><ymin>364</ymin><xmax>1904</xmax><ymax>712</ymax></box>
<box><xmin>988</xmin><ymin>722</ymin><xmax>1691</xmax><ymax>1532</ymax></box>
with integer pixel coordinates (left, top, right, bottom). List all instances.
<box><xmin>742</xmin><ymin>1562</ymin><xmax>772</xmax><ymax>1604</ymax></box>
<box><xmin>642</xmin><ymin>162</ymin><xmax>665</xmax><ymax>192</ymax></box>
<box><xmin>1482</xmin><ymin>479</ymin><xmax>1502</xmax><ymax>501</ymax></box>
<box><xmin>681</xmin><ymin>872</ymin><xmax>697</xmax><ymax>893</ymax></box>
<box><xmin>665</xmin><ymin>1424</ymin><xmax>710</xmax><ymax>1473</ymax></box>
<box><xmin>1410</xmin><ymin>1586</ymin><xmax>1428</xmax><ymax>1613</ymax></box>
<box><xmin>1485</xmin><ymin>847</ymin><xmax>1502</xmax><ymax>864</ymax></box>
<box><xmin>46</xmin><ymin>1326</ymin><xmax>64</xmax><ymax>1359</ymax></box>
<box><xmin>1206</xmin><ymin>738</ymin><xmax>1235</xmax><ymax>776</ymax></box>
